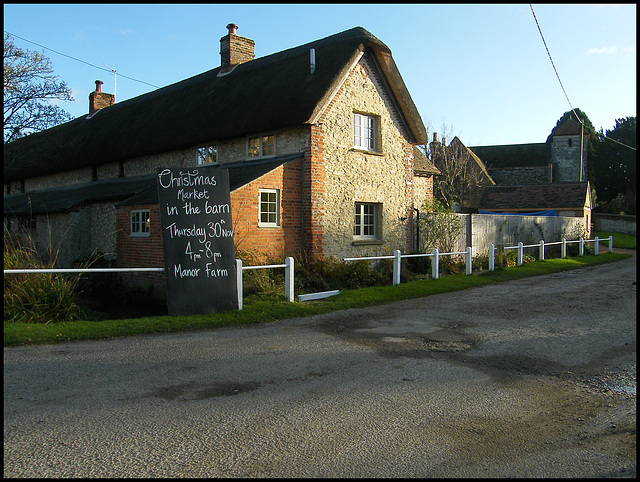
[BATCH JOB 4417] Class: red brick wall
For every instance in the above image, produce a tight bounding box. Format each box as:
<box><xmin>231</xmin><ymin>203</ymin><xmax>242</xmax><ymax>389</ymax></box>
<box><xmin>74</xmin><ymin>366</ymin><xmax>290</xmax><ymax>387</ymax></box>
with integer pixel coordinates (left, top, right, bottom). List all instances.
<box><xmin>304</xmin><ymin>124</ymin><xmax>325</xmax><ymax>261</ymax></box>
<box><xmin>231</xmin><ymin>159</ymin><xmax>304</xmax><ymax>263</ymax></box>
<box><xmin>115</xmin><ymin>158</ymin><xmax>306</xmax><ymax>277</ymax></box>
<box><xmin>115</xmin><ymin>203</ymin><xmax>166</xmax><ymax>291</ymax></box>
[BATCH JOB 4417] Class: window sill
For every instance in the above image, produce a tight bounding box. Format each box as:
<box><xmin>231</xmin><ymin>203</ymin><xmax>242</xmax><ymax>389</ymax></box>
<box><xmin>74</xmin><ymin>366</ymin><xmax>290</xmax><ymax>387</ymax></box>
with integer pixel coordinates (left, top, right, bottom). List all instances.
<box><xmin>352</xmin><ymin>239</ymin><xmax>383</xmax><ymax>246</ymax></box>
<box><xmin>350</xmin><ymin>148</ymin><xmax>384</xmax><ymax>156</ymax></box>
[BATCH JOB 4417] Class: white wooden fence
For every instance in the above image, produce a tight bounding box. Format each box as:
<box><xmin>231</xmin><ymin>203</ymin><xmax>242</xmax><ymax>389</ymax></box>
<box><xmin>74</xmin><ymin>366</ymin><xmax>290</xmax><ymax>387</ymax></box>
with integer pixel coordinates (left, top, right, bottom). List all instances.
<box><xmin>3</xmin><ymin>236</ymin><xmax>615</xmax><ymax>310</ymax></box>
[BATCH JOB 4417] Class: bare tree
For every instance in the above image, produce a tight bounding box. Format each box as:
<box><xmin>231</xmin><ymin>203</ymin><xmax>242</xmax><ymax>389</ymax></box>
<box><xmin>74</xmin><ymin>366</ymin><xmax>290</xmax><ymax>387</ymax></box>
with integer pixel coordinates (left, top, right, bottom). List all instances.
<box><xmin>427</xmin><ymin>129</ymin><xmax>493</xmax><ymax>210</ymax></box>
<box><xmin>4</xmin><ymin>33</ymin><xmax>74</xmax><ymax>143</ymax></box>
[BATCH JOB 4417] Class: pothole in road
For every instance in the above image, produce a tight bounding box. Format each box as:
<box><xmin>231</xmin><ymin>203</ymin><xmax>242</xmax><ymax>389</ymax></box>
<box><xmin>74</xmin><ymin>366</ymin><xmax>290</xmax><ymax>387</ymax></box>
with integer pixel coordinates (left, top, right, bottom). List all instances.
<box><xmin>145</xmin><ymin>381</ymin><xmax>262</xmax><ymax>401</ymax></box>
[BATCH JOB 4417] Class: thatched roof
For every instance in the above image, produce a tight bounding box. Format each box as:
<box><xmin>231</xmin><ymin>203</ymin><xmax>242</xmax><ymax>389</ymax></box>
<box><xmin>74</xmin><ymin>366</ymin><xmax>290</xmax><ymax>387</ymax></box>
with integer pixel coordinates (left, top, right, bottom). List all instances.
<box><xmin>4</xmin><ymin>27</ymin><xmax>427</xmax><ymax>183</ymax></box>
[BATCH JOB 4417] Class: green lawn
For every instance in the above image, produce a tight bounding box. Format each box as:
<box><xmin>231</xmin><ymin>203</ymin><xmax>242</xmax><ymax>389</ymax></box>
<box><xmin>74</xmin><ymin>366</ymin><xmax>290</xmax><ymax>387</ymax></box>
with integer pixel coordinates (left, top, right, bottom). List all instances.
<box><xmin>4</xmin><ymin>251</ymin><xmax>631</xmax><ymax>347</ymax></box>
<box><xmin>594</xmin><ymin>231</ymin><xmax>636</xmax><ymax>250</ymax></box>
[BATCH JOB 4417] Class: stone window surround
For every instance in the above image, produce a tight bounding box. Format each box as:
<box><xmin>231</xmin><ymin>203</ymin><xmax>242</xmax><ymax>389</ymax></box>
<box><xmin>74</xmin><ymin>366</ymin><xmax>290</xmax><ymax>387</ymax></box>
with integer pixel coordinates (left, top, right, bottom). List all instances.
<box><xmin>353</xmin><ymin>202</ymin><xmax>382</xmax><ymax>243</ymax></box>
<box><xmin>353</xmin><ymin>112</ymin><xmax>380</xmax><ymax>153</ymax></box>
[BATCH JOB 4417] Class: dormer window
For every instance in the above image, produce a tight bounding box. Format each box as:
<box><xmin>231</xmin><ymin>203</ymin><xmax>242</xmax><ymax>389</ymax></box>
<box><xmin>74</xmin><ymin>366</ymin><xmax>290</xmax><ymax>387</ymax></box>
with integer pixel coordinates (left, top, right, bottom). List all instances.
<box><xmin>248</xmin><ymin>134</ymin><xmax>275</xmax><ymax>158</ymax></box>
<box><xmin>197</xmin><ymin>144</ymin><xmax>218</xmax><ymax>165</ymax></box>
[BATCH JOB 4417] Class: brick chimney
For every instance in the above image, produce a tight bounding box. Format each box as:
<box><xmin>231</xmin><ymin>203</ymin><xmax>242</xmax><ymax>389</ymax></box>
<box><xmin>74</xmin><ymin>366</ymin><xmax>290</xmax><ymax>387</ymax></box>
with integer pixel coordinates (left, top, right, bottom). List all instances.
<box><xmin>429</xmin><ymin>132</ymin><xmax>444</xmax><ymax>162</ymax></box>
<box><xmin>220</xmin><ymin>23</ymin><xmax>255</xmax><ymax>73</ymax></box>
<box><xmin>89</xmin><ymin>80</ymin><xmax>115</xmax><ymax>115</ymax></box>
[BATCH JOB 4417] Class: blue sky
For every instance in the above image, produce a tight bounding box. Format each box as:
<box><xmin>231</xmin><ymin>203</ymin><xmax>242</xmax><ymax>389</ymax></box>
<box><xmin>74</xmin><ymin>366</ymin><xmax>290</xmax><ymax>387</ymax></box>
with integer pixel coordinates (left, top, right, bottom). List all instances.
<box><xmin>4</xmin><ymin>3</ymin><xmax>636</xmax><ymax>146</ymax></box>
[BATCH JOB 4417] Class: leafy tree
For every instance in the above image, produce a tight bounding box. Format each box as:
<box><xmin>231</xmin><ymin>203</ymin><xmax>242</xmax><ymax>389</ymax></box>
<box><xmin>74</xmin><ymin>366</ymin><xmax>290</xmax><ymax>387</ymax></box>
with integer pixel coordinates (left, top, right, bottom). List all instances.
<box><xmin>4</xmin><ymin>33</ymin><xmax>74</xmax><ymax>143</ymax></box>
<box><xmin>592</xmin><ymin>116</ymin><xmax>636</xmax><ymax>214</ymax></box>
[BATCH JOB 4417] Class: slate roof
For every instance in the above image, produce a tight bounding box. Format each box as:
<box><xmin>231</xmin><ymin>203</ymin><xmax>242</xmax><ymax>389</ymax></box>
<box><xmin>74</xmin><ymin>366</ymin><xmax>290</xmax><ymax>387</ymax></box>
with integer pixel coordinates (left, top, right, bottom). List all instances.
<box><xmin>468</xmin><ymin>118</ymin><xmax>586</xmax><ymax>170</ymax></box>
<box><xmin>4</xmin><ymin>27</ymin><xmax>427</xmax><ymax>183</ymax></box>
<box><xmin>478</xmin><ymin>182</ymin><xmax>590</xmax><ymax>212</ymax></box>
<box><xmin>4</xmin><ymin>153</ymin><xmax>303</xmax><ymax>215</ymax></box>
<box><xmin>468</xmin><ymin>142</ymin><xmax>551</xmax><ymax>169</ymax></box>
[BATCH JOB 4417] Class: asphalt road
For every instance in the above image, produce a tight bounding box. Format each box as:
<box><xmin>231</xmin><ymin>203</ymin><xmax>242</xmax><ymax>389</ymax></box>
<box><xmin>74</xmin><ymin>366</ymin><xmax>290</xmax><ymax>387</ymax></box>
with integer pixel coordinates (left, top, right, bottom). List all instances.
<box><xmin>4</xmin><ymin>255</ymin><xmax>636</xmax><ymax>477</ymax></box>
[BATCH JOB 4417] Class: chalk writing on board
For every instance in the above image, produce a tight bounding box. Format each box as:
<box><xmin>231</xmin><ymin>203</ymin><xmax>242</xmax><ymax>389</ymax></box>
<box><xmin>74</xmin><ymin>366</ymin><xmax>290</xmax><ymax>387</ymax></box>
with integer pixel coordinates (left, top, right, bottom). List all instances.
<box><xmin>157</xmin><ymin>167</ymin><xmax>237</xmax><ymax>315</ymax></box>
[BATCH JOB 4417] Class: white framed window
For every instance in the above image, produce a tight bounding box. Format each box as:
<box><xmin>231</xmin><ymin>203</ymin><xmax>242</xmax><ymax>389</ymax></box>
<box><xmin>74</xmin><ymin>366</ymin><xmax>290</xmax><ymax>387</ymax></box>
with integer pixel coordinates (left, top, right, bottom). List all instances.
<box><xmin>248</xmin><ymin>134</ymin><xmax>276</xmax><ymax>158</ymax></box>
<box><xmin>259</xmin><ymin>189</ymin><xmax>279</xmax><ymax>227</ymax></box>
<box><xmin>197</xmin><ymin>144</ymin><xmax>218</xmax><ymax>165</ymax></box>
<box><xmin>354</xmin><ymin>203</ymin><xmax>379</xmax><ymax>239</ymax></box>
<box><xmin>130</xmin><ymin>209</ymin><xmax>150</xmax><ymax>237</ymax></box>
<box><xmin>353</xmin><ymin>113</ymin><xmax>378</xmax><ymax>152</ymax></box>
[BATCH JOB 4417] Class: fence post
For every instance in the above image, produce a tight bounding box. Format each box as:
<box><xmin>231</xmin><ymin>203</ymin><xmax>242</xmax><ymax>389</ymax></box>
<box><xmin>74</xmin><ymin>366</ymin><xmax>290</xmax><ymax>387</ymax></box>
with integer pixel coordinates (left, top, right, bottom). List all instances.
<box><xmin>579</xmin><ymin>238</ymin><xmax>584</xmax><ymax>256</ymax></box>
<box><xmin>609</xmin><ymin>235</ymin><xmax>613</xmax><ymax>253</ymax></box>
<box><xmin>561</xmin><ymin>238</ymin><xmax>567</xmax><ymax>258</ymax></box>
<box><xmin>539</xmin><ymin>240</ymin><xmax>545</xmax><ymax>261</ymax></box>
<box><xmin>489</xmin><ymin>243</ymin><xmax>495</xmax><ymax>271</ymax></box>
<box><xmin>432</xmin><ymin>248</ymin><xmax>439</xmax><ymax>279</ymax></box>
<box><xmin>235</xmin><ymin>259</ymin><xmax>243</xmax><ymax>310</ymax></box>
<box><xmin>595</xmin><ymin>236</ymin><xmax>600</xmax><ymax>255</ymax></box>
<box><xmin>466</xmin><ymin>246</ymin><xmax>472</xmax><ymax>275</ymax></box>
<box><xmin>285</xmin><ymin>257</ymin><xmax>294</xmax><ymax>302</ymax></box>
<box><xmin>393</xmin><ymin>250</ymin><xmax>401</xmax><ymax>286</ymax></box>
<box><xmin>517</xmin><ymin>242</ymin><xmax>523</xmax><ymax>266</ymax></box>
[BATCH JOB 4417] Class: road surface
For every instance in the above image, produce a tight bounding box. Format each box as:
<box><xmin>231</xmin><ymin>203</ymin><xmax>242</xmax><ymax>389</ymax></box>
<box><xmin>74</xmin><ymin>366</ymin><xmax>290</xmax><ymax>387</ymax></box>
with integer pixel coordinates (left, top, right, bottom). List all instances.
<box><xmin>4</xmin><ymin>255</ymin><xmax>636</xmax><ymax>477</ymax></box>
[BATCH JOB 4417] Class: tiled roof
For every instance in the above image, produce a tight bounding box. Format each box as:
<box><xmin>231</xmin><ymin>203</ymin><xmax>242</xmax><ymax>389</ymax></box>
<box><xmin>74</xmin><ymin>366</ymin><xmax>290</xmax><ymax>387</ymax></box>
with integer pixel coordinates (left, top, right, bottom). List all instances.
<box><xmin>478</xmin><ymin>182</ymin><xmax>590</xmax><ymax>211</ymax></box>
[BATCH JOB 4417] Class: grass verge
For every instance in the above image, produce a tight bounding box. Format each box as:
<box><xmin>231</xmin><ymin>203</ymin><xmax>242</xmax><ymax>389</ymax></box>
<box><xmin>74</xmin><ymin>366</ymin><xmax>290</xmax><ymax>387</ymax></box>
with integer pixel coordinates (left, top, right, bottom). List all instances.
<box><xmin>4</xmin><ymin>252</ymin><xmax>631</xmax><ymax>346</ymax></box>
<box><xmin>594</xmin><ymin>231</ymin><xmax>636</xmax><ymax>250</ymax></box>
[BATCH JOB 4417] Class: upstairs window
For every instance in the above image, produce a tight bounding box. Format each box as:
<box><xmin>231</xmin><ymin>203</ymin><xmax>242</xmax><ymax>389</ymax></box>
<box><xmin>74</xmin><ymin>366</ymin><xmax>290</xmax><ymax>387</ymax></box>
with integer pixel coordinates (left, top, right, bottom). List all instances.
<box><xmin>353</xmin><ymin>113</ymin><xmax>378</xmax><ymax>152</ymax></box>
<box><xmin>130</xmin><ymin>209</ymin><xmax>150</xmax><ymax>237</ymax></box>
<box><xmin>197</xmin><ymin>144</ymin><xmax>218</xmax><ymax>165</ymax></box>
<box><xmin>248</xmin><ymin>135</ymin><xmax>276</xmax><ymax>158</ymax></box>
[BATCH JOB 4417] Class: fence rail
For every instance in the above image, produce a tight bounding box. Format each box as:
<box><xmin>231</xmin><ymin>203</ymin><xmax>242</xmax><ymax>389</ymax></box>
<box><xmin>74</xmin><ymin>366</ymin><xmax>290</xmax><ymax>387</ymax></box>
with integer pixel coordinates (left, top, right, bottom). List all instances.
<box><xmin>3</xmin><ymin>237</ymin><xmax>614</xmax><ymax>311</ymax></box>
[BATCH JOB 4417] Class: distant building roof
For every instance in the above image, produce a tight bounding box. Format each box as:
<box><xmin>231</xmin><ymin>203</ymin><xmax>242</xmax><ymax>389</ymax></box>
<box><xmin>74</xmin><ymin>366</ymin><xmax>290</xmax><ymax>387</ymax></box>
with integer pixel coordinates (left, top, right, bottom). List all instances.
<box><xmin>478</xmin><ymin>182</ymin><xmax>591</xmax><ymax>212</ymax></box>
<box><xmin>469</xmin><ymin>142</ymin><xmax>551</xmax><ymax>169</ymax></box>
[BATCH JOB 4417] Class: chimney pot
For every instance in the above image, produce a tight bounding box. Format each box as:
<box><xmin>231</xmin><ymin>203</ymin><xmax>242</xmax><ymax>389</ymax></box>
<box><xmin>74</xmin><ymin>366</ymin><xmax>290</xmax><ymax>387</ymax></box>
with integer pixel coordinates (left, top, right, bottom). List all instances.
<box><xmin>220</xmin><ymin>24</ymin><xmax>255</xmax><ymax>74</ymax></box>
<box><xmin>433</xmin><ymin>133</ymin><xmax>438</xmax><ymax>143</ymax></box>
<box><xmin>89</xmin><ymin>80</ymin><xmax>114</xmax><ymax>115</ymax></box>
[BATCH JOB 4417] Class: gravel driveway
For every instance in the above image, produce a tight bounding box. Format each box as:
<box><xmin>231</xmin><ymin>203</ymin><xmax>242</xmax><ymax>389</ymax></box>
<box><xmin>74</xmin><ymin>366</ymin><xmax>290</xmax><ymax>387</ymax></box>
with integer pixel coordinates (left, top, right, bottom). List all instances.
<box><xmin>4</xmin><ymin>255</ymin><xmax>636</xmax><ymax>477</ymax></box>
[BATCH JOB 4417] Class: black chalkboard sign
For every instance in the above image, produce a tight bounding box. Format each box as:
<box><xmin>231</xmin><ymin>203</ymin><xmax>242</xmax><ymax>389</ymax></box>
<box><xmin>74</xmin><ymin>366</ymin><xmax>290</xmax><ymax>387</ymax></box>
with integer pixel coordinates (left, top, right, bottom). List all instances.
<box><xmin>157</xmin><ymin>166</ymin><xmax>237</xmax><ymax>315</ymax></box>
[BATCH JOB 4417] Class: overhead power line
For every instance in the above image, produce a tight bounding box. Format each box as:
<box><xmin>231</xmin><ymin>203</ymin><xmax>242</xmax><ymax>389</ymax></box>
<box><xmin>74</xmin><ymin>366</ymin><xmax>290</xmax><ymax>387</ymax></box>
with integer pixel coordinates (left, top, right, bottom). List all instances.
<box><xmin>4</xmin><ymin>30</ymin><xmax>160</xmax><ymax>89</ymax></box>
<box><xmin>529</xmin><ymin>6</ymin><xmax>635</xmax><ymax>151</ymax></box>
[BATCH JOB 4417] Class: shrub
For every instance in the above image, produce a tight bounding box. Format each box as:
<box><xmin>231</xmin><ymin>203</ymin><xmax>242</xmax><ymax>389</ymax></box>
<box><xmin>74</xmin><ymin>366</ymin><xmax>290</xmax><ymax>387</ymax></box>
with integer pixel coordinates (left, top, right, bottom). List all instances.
<box><xmin>4</xmin><ymin>227</ymin><xmax>85</xmax><ymax>324</ymax></box>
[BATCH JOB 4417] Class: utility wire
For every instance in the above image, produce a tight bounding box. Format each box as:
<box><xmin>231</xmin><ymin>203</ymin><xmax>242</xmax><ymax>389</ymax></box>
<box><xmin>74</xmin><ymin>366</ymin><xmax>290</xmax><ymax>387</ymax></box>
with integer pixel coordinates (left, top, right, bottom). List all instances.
<box><xmin>529</xmin><ymin>5</ymin><xmax>581</xmax><ymax>123</ymax></box>
<box><xmin>529</xmin><ymin>5</ymin><xmax>635</xmax><ymax>151</ymax></box>
<box><xmin>4</xmin><ymin>30</ymin><xmax>160</xmax><ymax>89</ymax></box>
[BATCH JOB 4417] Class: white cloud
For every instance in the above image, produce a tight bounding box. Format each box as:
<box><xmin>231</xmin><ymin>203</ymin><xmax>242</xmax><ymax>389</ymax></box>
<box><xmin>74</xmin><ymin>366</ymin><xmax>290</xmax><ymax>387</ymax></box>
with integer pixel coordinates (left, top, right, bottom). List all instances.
<box><xmin>586</xmin><ymin>46</ymin><xmax>618</xmax><ymax>55</ymax></box>
<box><xmin>623</xmin><ymin>45</ymin><xmax>636</xmax><ymax>53</ymax></box>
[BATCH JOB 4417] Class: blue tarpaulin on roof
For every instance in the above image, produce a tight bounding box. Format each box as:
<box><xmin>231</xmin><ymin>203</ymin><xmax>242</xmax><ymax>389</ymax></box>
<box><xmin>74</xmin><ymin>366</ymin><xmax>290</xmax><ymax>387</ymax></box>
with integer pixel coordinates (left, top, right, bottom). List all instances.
<box><xmin>478</xmin><ymin>210</ymin><xmax>558</xmax><ymax>217</ymax></box>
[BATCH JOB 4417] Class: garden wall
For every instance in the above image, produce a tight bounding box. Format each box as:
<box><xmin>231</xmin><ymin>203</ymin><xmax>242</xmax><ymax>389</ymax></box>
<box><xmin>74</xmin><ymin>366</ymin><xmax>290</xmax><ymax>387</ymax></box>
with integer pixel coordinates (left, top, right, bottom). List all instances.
<box><xmin>593</xmin><ymin>213</ymin><xmax>636</xmax><ymax>236</ymax></box>
<box><xmin>433</xmin><ymin>213</ymin><xmax>587</xmax><ymax>256</ymax></box>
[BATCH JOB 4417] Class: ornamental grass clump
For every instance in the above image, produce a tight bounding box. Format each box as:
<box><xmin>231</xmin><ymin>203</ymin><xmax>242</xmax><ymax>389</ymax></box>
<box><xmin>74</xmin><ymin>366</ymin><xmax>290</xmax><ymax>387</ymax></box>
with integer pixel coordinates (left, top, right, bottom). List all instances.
<box><xmin>4</xmin><ymin>227</ymin><xmax>85</xmax><ymax>324</ymax></box>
